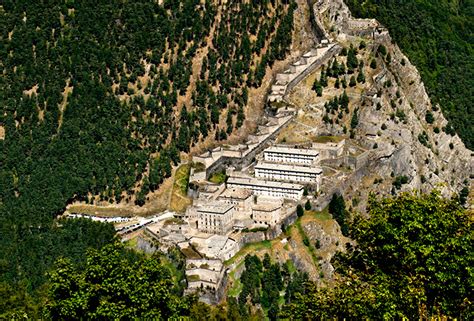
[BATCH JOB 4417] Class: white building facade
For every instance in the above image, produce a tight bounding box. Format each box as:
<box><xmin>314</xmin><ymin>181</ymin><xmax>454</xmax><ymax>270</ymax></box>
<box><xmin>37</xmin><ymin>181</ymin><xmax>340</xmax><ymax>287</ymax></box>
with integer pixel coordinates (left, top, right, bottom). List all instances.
<box><xmin>226</xmin><ymin>177</ymin><xmax>304</xmax><ymax>200</ymax></box>
<box><xmin>264</xmin><ymin>146</ymin><xmax>320</xmax><ymax>165</ymax></box>
<box><xmin>197</xmin><ymin>203</ymin><xmax>235</xmax><ymax>235</ymax></box>
<box><xmin>252</xmin><ymin>203</ymin><xmax>282</xmax><ymax>226</ymax></box>
<box><xmin>255</xmin><ymin>162</ymin><xmax>322</xmax><ymax>190</ymax></box>
<box><xmin>217</xmin><ymin>188</ymin><xmax>253</xmax><ymax>212</ymax></box>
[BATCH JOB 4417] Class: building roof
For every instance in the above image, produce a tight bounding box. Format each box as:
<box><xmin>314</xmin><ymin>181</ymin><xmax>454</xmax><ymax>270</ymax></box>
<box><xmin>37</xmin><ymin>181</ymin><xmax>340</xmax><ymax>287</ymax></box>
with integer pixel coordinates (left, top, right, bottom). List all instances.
<box><xmin>189</xmin><ymin>235</ymin><xmax>237</xmax><ymax>260</ymax></box>
<box><xmin>227</xmin><ymin>176</ymin><xmax>304</xmax><ymax>191</ymax></box>
<box><xmin>256</xmin><ymin>162</ymin><xmax>323</xmax><ymax>175</ymax></box>
<box><xmin>218</xmin><ymin>188</ymin><xmax>253</xmax><ymax>200</ymax></box>
<box><xmin>196</xmin><ymin>202</ymin><xmax>234</xmax><ymax>214</ymax></box>
<box><xmin>252</xmin><ymin>203</ymin><xmax>281</xmax><ymax>212</ymax></box>
<box><xmin>199</xmin><ymin>183</ymin><xmax>222</xmax><ymax>193</ymax></box>
<box><xmin>264</xmin><ymin>146</ymin><xmax>319</xmax><ymax>157</ymax></box>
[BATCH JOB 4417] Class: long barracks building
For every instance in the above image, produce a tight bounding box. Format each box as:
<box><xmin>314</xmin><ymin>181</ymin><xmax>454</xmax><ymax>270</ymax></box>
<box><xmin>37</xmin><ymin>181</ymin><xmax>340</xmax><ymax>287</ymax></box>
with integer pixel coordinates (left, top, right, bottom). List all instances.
<box><xmin>263</xmin><ymin>146</ymin><xmax>320</xmax><ymax>165</ymax></box>
<box><xmin>254</xmin><ymin>162</ymin><xmax>322</xmax><ymax>189</ymax></box>
<box><xmin>226</xmin><ymin>176</ymin><xmax>304</xmax><ymax>200</ymax></box>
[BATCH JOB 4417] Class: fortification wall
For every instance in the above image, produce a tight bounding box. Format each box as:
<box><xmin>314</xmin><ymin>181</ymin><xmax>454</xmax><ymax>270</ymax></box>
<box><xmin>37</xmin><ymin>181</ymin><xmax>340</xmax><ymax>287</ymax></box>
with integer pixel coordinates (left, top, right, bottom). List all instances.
<box><xmin>186</xmin><ymin>273</ymin><xmax>228</xmax><ymax>305</ymax></box>
<box><xmin>286</xmin><ymin>44</ymin><xmax>342</xmax><ymax>94</ymax></box>
<box><xmin>203</xmin><ymin>115</ymin><xmax>294</xmax><ymax>178</ymax></box>
<box><xmin>320</xmin><ymin>149</ymin><xmax>371</xmax><ymax>170</ymax></box>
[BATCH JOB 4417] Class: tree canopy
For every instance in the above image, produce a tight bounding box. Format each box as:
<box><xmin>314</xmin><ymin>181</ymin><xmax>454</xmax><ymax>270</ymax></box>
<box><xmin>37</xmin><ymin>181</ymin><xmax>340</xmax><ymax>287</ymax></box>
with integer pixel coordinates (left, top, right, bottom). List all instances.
<box><xmin>45</xmin><ymin>242</ymin><xmax>193</xmax><ymax>320</ymax></box>
<box><xmin>281</xmin><ymin>192</ymin><xmax>473</xmax><ymax>319</ymax></box>
<box><xmin>0</xmin><ymin>1</ymin><xmax>297</xmax><ymax>317</ymax></box>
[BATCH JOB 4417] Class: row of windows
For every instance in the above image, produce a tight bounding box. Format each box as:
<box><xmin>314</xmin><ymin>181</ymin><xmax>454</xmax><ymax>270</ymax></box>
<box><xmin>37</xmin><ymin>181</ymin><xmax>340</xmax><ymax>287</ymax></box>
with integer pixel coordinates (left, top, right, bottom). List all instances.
<box><xmin>265</xmin><ymin>152</ymin><xmax>317</xmax><ymax>159</ymax></box>
<box><xmin>226</xmin><ymin>184</ymin><xmax>303</xmax><ymax>198</ymax></box>
<box><xmin>254</xmin><ymin>190</ymin><xmax>300</xmax><ymax>198</ymax></box>
<box><xmin>254</xmin><ymin>220</ymin><xmax>278</xmax><ymax>225</ymax></box>
<box><xmin>257</xmin><ymin>167</ymin><xmax>319</xmax><ymax>174</ymax></box>
<box><xmin>256</xmin><ymin>171</ymin><xmax>318</xmax><ymax>179</ymax></box>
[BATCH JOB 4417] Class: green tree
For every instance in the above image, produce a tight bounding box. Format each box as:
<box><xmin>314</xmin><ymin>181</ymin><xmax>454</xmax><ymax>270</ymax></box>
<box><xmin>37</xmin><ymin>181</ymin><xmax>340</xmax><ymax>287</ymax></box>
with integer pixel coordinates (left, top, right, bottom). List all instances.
<box><xmin>357</xmin><ymin>69</ymin><xmax>366</xmax><ymax>83</ymax></box>
<box><xmin>319</xmin><ymin>71</ymin><xmax>328</xmax><ymax>87</ymax></box>
<box><xmin>370</xmin><ymin>58</ymin><xmax>377</xmax><ymax>69</ymax></box>
<box><xmin>45</xmin><ymin>242</ymin><xmax>192</xmax><ymax>320</ymax></box>
<box><xmin>282</xmin><ymin>192</ymin><xmax>473</xmax><ymax>319</ymax></box>
<box><xmin>425</xmin><ymin>111</ymin><xmax>435</xmax><ymax>124</ymax></box>
<box><xmin>328</xmin><ymin>194</ymin><xmax>349</xmax><ymax>236</ymax></box>
<box><xmin>342</xmin><ymin>77</ymin><xmax>347</xmax><ymax>88</ymax></box>
<box><xmin>340</xmin><ymin>90</ymin><xmax>349</xmax><ymax>111</ymax></box>
<box><xmin>347</xmin><ymin>45</ymin><xmax>359</xmax><ymax>71</ymax></box>
<box><xmin>296</xmin><ymin>205</ymin><xmax>304</xmax><ymax>217</ymax></box>
<box><xmin>304</xmin><ymin>200</ymin><xmax>312</xmax><ymax>210</ymax></box>
<box><xmin>313</xmin><ymin>80</ymin><xmax>323</xmax><ymax>96</ymax></box>
<box><xmin>350</xmin><ymin>108</ymin><xmax>359</xmax><ymax>129</ymax></box>
<box><xmin>349</xmin><ymin>75</ymin><xmax>357</xmax><ymax>87</ymax></box>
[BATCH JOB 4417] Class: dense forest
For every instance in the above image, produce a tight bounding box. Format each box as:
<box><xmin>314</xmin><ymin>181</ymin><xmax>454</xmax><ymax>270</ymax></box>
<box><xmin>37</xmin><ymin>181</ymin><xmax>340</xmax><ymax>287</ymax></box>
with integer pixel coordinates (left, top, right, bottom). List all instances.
<box><xmin>0</xmin><ymin>0</ymin><xmax>296</xmax><ymax>317</ymax></box>
<box><xmin>43</xmin><ymin>247</ymin><xmax>309</xmax><ymax>320</ymax></box>
<box><xmin>346</xmin><ymin>0</ymin><xmax>474</xmax><ymax>149</ymax></box>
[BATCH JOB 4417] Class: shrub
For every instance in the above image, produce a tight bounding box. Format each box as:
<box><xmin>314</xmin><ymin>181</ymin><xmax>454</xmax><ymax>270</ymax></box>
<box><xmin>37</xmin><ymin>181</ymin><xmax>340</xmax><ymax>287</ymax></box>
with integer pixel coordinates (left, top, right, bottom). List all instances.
<box><xmin>297</xmin><ymin>205</ymin><xmax>304</xmax><ymax>217</ymax></box>
<box><xmin>425</xmin><ymin>111</ymin><xmax>435</xmax><ymax>124</ymax></box>
<box><xmin>370</xmin><ymin>58</ymin><xmax>377</xmax><ymax>69</ymax></box>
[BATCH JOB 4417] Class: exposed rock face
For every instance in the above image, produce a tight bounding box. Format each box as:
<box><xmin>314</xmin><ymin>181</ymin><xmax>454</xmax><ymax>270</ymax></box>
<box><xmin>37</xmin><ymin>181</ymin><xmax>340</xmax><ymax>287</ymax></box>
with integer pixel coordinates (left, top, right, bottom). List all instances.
<box><xmin>229</xmin><ymin>0</ymin><xmax>472</xmax><ymax>289</ymax></box>
<box><xmin>310</xmin><ymin>0</ymin><xmax>473</xmax><ymax>209</ymax></box>
<box><xmin>302</xmin><ymin>220</ymin><xmax>347</xmax><ymax>279</ymax></box>
<box><xmin>268</xmin><ymin>0</ymin><xmax>473</xmax><ymax>281</ymax></box>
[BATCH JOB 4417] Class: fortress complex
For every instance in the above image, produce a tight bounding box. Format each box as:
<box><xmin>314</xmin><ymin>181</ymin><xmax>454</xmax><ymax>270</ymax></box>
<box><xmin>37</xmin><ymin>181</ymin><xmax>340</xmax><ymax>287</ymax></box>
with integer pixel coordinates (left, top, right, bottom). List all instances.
<box><xmin>217</xmin><ymin>188</ymin><xmax>253</xmax><ymax>212</ymax></box>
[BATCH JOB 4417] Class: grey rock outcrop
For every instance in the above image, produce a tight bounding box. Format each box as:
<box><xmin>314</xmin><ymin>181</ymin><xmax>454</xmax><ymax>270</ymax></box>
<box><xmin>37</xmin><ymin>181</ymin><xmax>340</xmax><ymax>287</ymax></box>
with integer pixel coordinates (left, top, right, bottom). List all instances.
<box><xmin>312</xmin><ymin>0</ymin><xmax>472</xmax><ymax>208</ymax></box>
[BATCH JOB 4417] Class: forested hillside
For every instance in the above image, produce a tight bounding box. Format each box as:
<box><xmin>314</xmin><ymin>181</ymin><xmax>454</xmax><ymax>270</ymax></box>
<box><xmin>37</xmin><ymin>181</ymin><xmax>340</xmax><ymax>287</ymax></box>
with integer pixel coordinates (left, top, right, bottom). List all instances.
<box><xmin>0</xmin><ymin>0</ymin><xmax>296</xmax><ymax>316</ymax></box>
<box><xmin>346</xmin><ymin>0</ymin><xmax>474</xmax><ymax>149</ymax></box>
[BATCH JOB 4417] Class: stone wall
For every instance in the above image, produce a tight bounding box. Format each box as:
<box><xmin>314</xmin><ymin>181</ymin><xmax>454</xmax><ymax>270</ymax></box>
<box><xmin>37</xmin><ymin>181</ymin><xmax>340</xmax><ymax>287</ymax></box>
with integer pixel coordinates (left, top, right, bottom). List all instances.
<box><xmin>286</xmin><ymin>44</ymin><xmax>342</xmax><ymax>94</ymax></box>
<box><xmin>321</xmin><ymin>149</ymin><xmax>371</xmax><ymax>170</ymax></box>
<box><xmin>186</xmin><ymin>273</ymin><xmax>228</xmax><ymax>305</ymax></box>
<box><xmin>203</xmin><ymin>115</ymin><xmax>294</xmax><ymax>178</ymax></box>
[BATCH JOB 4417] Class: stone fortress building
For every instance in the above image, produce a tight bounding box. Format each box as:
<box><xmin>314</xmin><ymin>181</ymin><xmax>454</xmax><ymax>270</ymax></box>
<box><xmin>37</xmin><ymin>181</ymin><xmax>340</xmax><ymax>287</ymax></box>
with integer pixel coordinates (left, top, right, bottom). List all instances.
<box><xmin>263</xmin><ymin>146</ymin><xmax>320</xmax><ymax>165</ymax></box>
<box><xmin>196</xmin><ymin>203</ymin><xmax>235</xmax><ymax>235</ymax></box>
<box><xmin>226</xmin><ymin>176</ymin><xmax>305</xmax><ymax>200</ymax></box>
<box><xmin>173</xmin><ymin>107</ymin><xmax>344</xmax><ymax>302</ymax></box>
<box><xmin>136</xmin><ymin>24</ymin><xmax>351</xmax><ymax>303</ymax></box>
<box><xmin>255</xmin><ymin>162</ymin><xmax>323</xmax><ymax>186</ymax></box>
<box><xmin>187</xmin><ymin>143</ymin><xmax>327</xmax><ymax>236</ymax></box>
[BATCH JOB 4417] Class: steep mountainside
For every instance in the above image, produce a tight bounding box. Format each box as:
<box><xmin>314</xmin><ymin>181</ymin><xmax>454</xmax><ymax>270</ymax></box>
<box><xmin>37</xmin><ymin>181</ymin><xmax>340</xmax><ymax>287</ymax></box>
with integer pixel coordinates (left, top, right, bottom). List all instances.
<box><xmin>1</xmin><ymin>0</ymin><xmax>472</xmax><ymax>319</ymax></box>
<box><xmin>346</xmin><ymin>0</ymin><xmax>474</xmax><ymax>149</ymax></box>
<box><xmin>1</xmin><ymin>0</ymin><xmax>296</xmax><ymax>216</ymax></box>
<box><xmin>258</xmin><ymin>0</ymin><xmax>473</xmax><ymax>298</ymax></box>
<box><xmin>0</xmin><ymin>0</ymin><xmax>303</xmax><ymax>311</ymax></box>
<box><xmin>283</xmin><ymin>0</ymin><xmax>473</xmax><ymax>213</ymax></box>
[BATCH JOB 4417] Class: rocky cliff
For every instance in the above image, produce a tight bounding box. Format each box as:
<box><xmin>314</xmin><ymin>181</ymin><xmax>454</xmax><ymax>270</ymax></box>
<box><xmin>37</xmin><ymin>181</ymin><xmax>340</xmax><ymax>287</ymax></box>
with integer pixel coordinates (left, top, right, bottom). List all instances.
<box><xmin>302</xmin><ymin>0</ymin><xmax>473</xmax><ymax>209</ymax></box>
<box><xmin>269</xmin><ymin>0</ymin><xmax>473</xmax><ymax>282</ymax></box>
